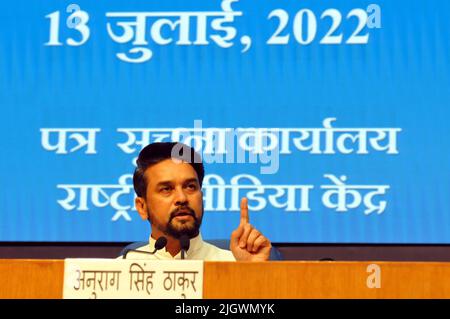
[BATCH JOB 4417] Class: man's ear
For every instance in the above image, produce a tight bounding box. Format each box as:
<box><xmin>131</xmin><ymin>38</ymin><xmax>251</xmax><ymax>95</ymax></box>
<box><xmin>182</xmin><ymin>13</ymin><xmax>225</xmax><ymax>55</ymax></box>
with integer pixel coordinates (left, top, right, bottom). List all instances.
<box><xmin>135</xmin><ymin>197</ymin><xmax>149</xmax><ymax>221</ymax></box>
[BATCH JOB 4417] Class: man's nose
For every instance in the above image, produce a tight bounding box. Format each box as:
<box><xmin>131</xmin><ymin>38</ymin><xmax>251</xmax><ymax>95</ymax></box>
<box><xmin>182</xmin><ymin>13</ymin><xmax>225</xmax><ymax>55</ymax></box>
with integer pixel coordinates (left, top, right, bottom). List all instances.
<box><xmin>174</xmin><ymin>187</ymin><xmax>188</xmax><ymax>205</ymax></box>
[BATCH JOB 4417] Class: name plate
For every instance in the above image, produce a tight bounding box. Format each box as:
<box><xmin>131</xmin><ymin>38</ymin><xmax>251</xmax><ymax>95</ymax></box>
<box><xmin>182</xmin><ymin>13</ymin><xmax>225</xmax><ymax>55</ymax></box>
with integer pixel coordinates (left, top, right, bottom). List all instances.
<box><xmin>63</xmin><ymin>258</ymin><xmax>203</xmax><ymax>299</ymax></box>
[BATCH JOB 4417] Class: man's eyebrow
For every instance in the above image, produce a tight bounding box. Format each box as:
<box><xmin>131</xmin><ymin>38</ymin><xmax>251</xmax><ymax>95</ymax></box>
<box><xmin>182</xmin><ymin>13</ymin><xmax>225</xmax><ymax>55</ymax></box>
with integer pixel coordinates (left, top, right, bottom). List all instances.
<box><xmin>155</xmin><ymin>181</ymin><xmax>173</xmax><ymax>187</ymax></box>
<box><xmin>183</xmin><ymin>178</ymin><xmax>199</xmax><ymax>185</ymax></box>
<box><xmin>155</xmin><ymin>178</ymin><xmax>198</xmax><ymax>187</ymax></box>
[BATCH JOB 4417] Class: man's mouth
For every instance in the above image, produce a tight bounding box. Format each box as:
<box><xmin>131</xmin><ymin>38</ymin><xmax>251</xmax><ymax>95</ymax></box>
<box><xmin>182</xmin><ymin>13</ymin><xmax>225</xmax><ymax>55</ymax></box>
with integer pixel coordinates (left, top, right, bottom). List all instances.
<box><xmin>175</xmin><ymin>212</ymin><xmax>192</xmax><ymax>217</ymax></box>
<box><xmin>172</xmin><ymin>209</ymin><xmax>195</xmax><ymax>219</ymax></box>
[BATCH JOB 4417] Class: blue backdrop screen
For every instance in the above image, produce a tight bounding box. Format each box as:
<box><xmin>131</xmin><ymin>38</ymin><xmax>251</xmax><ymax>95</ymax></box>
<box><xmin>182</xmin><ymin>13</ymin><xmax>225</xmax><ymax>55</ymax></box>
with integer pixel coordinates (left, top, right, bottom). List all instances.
<box><xmin>1</xmin><ymin>0</ymin><xmax>449</xmax><ymax>243</ymax></box>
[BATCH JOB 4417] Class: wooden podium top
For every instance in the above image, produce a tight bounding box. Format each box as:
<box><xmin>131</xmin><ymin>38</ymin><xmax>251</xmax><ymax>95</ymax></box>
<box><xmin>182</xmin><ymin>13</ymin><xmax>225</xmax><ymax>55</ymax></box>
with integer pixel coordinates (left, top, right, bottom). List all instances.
<box><xmin>1</xmin><ymin>259</ymin><xmax>450</xmax><ymax>298</ymax></box>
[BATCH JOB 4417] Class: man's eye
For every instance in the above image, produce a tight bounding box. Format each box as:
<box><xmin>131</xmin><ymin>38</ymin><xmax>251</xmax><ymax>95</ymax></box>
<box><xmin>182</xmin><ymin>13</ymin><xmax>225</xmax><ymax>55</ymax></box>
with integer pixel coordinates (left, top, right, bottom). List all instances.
<box><xmin>187</xmin><ymin>184</ymin><xmax>197</xmax><ymax>190</ymax></box>
<box><xmin>160</xmin><ymin>187</ymin><xmax>171</xmax><ymax>192</ymax></box>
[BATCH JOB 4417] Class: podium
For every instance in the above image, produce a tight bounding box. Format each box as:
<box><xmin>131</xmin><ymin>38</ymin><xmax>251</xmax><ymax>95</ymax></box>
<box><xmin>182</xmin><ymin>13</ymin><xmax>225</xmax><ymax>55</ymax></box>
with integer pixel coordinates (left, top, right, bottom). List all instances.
<box><xmin>1</xmin><ymin>259</ymin><xmax>450</xmax><ymax>298</ymax></box>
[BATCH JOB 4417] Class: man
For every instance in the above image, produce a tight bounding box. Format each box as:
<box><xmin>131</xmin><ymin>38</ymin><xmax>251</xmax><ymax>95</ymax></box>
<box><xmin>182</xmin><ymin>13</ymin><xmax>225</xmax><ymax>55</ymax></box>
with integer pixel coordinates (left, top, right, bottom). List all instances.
<box><xmin>126</xmin><ymin>142</ymin><xmax>272</xmax><ymax>261</ymax></box>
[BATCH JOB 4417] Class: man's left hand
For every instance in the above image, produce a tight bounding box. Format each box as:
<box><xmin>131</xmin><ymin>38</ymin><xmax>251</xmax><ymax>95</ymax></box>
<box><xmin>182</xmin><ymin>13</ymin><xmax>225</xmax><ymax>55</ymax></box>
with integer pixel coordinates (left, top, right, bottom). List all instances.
<box><xmin>230</xmin><ymin>198</ymin><xmax>272</xmax><ymax>261</ymax></box>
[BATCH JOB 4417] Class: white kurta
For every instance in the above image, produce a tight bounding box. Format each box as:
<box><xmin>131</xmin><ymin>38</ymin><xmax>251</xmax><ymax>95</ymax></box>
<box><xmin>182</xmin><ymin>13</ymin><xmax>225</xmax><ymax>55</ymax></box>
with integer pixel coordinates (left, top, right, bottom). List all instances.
<box><xmin>123</xmin><ymin>234</ymin><xmax>236</xmax><ymax>261</ymax></box>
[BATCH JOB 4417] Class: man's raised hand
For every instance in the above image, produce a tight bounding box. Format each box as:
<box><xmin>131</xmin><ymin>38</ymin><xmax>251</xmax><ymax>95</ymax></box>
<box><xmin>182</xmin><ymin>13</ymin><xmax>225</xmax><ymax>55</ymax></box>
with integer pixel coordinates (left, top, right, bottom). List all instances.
<box><xmin>230</xmin><ymin>197</ymin><xmax>272</xmax><ymax>261</ymax></box>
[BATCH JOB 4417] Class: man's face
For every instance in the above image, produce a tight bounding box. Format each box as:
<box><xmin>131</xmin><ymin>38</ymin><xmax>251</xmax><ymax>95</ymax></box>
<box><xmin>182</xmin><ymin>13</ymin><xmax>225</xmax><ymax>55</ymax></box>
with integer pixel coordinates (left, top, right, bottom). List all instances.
<box><xmin>135</xmin><ymin>159</ymin><xmax>203</xmax><ymax>239</ymax></box>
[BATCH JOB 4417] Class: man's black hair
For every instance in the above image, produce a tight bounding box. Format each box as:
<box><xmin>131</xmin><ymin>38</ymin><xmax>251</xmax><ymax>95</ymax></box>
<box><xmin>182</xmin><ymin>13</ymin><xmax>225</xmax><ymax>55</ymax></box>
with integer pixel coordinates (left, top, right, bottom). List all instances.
<box><xmin>133</xmin><ymin>142</ymin><xmax>204</xmax><ymax>198</ymax></box>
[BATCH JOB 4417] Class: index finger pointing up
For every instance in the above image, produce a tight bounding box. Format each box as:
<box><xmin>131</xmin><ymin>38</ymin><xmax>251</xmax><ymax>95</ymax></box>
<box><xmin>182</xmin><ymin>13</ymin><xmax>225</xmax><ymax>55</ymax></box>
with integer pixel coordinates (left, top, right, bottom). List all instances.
<box><xmin>240</xmin><ymin>197</ymin><xmax>249</xmax><ymax>225</ymax></box>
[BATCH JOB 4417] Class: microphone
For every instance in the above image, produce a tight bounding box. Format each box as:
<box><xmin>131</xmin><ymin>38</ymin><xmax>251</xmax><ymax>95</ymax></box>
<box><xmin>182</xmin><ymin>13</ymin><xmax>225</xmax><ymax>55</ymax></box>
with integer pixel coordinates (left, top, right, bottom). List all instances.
<box><xmin>179</xmin><ymin>235</ymin><xmax>190</xmax><ymax>260</ymax></box>
<box><xmin>122</xmin><ymin>236</ymin><xmax>167</xmax><ymax>259</ymax></box>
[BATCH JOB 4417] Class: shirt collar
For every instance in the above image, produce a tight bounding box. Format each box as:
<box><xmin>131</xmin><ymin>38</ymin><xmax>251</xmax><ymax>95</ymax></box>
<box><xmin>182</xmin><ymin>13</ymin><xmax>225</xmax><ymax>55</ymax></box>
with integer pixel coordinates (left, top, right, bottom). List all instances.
<box><xmin>148</xmin><ymin>233</ymin><xmax>204</xmax><ymax>259</ymax></box>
